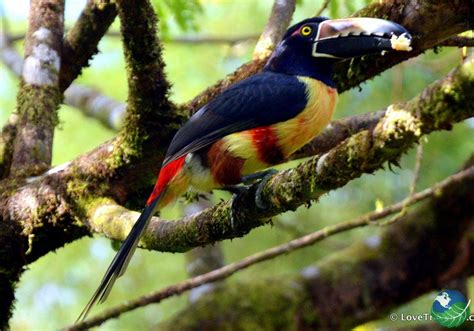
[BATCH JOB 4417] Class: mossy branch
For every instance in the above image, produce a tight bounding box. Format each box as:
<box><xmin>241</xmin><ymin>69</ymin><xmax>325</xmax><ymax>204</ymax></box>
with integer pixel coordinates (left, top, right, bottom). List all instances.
<box><xmin>0</xmin><ymin>2</ymin><xmax>472</xmax><ymax>317</ymax></box>
<box><xmin>332</xmin><ymin>0</ymin><xmax>473</xmax><ymax>91</ymax></box>
<box><xmin>1</xmin><ymin>34</ymin><xmax>126</xmax><ymax>132</ymax></box>
<box><xmin>83</xmin><ymin>58</ymin><xmax>473</xmax><ymax>253</ymax></box>
<box><xmin>106</xmin><ymin>0</ymin><xmax>186</xmax><ymax>199</ymax></box>
<box><xmin>185</xmin><ymin>0</ymin><xmax>473</xmax><ymax>113</ymax></box>
<box><xmin>152</xmin><ymin>157</ymin><xmax>474</xmax><ymax>331</ymax></box>
<box><xmin>65</xmin><ymin>165</ymin><xmax>474</xmax><ymax>330</ymax></box>
<box><xmin>11</xmin><ymin>0</ymin><xmax>64</xmax><ymax>172</ymax></box>
<box><xmin>114</xmin><ymin>0</ymin><xmax>181</xmax><ymax>159</ymax></box>
<box><xmin>59</xmin><ymin>0</ymin><xmax>117</xmax><ymax>92</ymax></box>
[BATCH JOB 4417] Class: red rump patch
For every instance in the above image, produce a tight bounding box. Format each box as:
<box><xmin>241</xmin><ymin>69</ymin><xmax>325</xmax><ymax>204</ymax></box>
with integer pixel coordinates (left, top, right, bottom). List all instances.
<box><xmin>146</xmin><ymin>156</ymin><xmax>186</xmax><ymax>205</ymax></box>
<box><xmin>250</xmin><ymin>126</ymin><xmax>285</xmax><ymax>165</ymax></box>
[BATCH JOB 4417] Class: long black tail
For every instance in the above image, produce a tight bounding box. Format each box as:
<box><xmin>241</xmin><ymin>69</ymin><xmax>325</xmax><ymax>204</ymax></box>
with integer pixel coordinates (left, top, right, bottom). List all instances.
<box><xmin>76</xmin><ymin>197</ymin><xmax>160</xmax><ymax>322</ymax></box>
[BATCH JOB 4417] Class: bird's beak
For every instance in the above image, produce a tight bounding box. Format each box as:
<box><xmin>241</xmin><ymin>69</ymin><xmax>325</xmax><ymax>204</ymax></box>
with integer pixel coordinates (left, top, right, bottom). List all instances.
<box><xmin>312</xmin><ymin>17</ymin><xmax>412</xmax><ymax>59</ymax></box>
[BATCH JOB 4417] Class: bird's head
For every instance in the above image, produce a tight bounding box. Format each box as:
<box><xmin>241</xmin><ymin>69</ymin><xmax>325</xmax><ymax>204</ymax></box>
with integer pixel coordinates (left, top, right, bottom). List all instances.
<box><xmin>264</xmin><ymin>17</ymin><xmax>412</xmax><ymax>86</ymax></box>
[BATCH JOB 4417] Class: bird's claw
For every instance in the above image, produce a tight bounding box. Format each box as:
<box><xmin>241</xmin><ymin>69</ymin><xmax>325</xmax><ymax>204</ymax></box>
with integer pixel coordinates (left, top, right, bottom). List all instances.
<box><xmin>220</xmin><ymin>185</ymin><xmax>248</xmax><ymax>234</ymax></box>
<box><xmin>221</xmin><ymin>169</ymin><xmax>278</xmax><ymax>233</ymax></box>
<box><xmin>252</xmin><ymin>169</ymin><xmax>278</xmax><ymax>210</ymax></box>
<box><xmin>241</xmin><ymin>169</ymin><xmax>278</xmax><ymax>185</ymax></box>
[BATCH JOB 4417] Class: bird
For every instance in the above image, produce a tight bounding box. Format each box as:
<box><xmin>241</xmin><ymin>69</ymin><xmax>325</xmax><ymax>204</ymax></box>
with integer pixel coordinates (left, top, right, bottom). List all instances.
<box><xmin>78</xmin><ymin>16</ymin><xmax>412</xmax><ymax>321</ymax></box>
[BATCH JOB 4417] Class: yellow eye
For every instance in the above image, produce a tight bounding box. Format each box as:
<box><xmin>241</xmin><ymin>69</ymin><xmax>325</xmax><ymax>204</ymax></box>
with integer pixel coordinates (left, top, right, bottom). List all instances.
<box><xmin>301</xmin><ymin>26</ymin><xmax>312</xmax><ymax>36</ymax></box>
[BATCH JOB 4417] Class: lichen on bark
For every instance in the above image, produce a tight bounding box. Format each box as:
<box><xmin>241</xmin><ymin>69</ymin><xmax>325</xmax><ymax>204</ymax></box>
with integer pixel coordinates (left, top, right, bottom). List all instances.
<box><xmin>11</xmin><ymin>0</ymin><xmax>65</xmax><ymax>172</ymax></box>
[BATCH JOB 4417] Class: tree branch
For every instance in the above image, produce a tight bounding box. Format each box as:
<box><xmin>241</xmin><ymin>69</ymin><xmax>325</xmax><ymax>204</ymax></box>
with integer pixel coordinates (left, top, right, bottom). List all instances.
<box><xmin>110</xmin><ymin>0</ymin><xmax>184</xmax><ymax>186</ymax></box>
<box><xmin>84</xmin><ymin>58</ymin><xmax>473</xmax><ymax>252</ymax></box>
<box><xmin>185</xmin><ymin>0</ymin><xmax>473</xmax><ymax>113</ymax></box>
<box><xmin>0</xmin><ymin>6</ymin><xmax>472</xmax><ymax>322</ymax></box>
<box><xmin>63</xmin><ymin>85</ymin><xmax>126</xmax><ymax>131</ymax></box>
<box><xmin>439</xmin><ymin>35</ymin><xmax>474</xmax><ymax>48</ymax></box>
<box><xmin>1</xmin><ymin>0</ymin><xmax>65</xmax><ymax>324</ymax></box>
<box><xmin>253</xmin><ymin>0</ymin><xmax>296</xmax><ymax>60</ymax></box>
<box><xmin>153</xmin><ymin>157</ymin><xmax>474</xmax><ymax>331</ymax></box>
<box><xmin>11</xmin><ymin>0</ymin><xmax>64</xmax><ymax>171</ymax></box>
<box><xmin>65</xmin><ymin>164</ymin><xmax>474</xmax><ymax>330</ymax></box>
<box><xmin>332</xmin><ymin>0</ymin><xmax>473</xmax><ymax>91</ymax></box>
<box><xmin>1</xmin><ymin>33</ymin><xmax>126</xmax><ymax>132</ymax></box>
<box><xmin>315</xmin><ymin>0</ymin><xmax>330</xmax><ymax>17</ymax></box>
<box><xmin>59</xmin><ymin>0</ymin><xmax>117</xmax><ymax>92</ymax></box>
<box><xmin>0</xmin><ymin>57</ymin><xmax>470</xmax><ymax>274</ymax></box>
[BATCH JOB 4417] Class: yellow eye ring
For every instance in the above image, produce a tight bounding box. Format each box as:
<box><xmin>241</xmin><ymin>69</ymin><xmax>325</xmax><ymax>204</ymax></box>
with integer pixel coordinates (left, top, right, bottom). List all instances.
<box><xmin>301</xmin><ymin>26</ymin><xmax>312</xmax><ymax>36</ymax></box>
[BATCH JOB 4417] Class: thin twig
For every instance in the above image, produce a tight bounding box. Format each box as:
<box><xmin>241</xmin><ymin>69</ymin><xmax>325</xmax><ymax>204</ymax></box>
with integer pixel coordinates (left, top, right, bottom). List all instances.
<box><xmin>65</xmin><ymin>166</ymin><xmax>474</xmax><ymax>330</ymax></box>
<box><xmin>253</xmin><ymin>0</ymin><xmax>296</xmax><ymax>60</ymax></box>
<box><xmin>315</xmin><ymin>0</ymin><xmax>330</xmax><ymax>17</ymax></box>
<box><xmin>184</xmin><ymin>197</ymin><xmax>225</xmax><ymax>302</ymax></box>
<box><xmin>60</xmin><ymin>0</ymin><xmax>117</xmax><ymax>92</ymax></box>
<box><xmin>439</xmin><ymin>36</ymin><xmax>474</xmax><ymax>48</ymax></box>
<box><xmin>8</xmin><ymin>31</ymin><xmax>260</xmax><ymax>45</ymax></box>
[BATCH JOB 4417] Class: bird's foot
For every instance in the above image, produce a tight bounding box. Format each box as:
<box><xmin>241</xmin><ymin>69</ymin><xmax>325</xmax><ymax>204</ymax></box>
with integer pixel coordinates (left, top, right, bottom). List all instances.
<box><xmin>241</xmin><ymin>169</ymin><xmax>278</xmax><ymax>185</ymax></box>
<box><xmin>219</xmin><ymin>169</ymin><xmax>278</xmax><ymax>233</ymax></box>
<box><xmin>219</xmin><ymin>185</ymin><xmax>248</xmax><ymax>234</ymax></box>
<box><xmin>246</xmin><ymin>169</ymin><xmax>278</xmax><ymax>210</ymax></box>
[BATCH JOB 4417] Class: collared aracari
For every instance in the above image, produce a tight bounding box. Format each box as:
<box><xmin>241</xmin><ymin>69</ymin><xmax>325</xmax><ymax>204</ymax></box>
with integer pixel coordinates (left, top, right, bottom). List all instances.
<box><xmin>78</xmin><ymin>17</ymin><xmax>411</xmax><ymax>320</ymax></box>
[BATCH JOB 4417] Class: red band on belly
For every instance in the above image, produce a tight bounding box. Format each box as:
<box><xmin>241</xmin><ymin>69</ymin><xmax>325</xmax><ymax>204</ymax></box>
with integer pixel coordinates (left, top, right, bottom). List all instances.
<box><xmin>250</xmin><ymin>126</ymin><xmax>285</xmax><ymax>165</ymax></box>
<box><xmin>205</xmin><ymin>141</ymin><xmax>245</xmax><ymax>186</ymax></box>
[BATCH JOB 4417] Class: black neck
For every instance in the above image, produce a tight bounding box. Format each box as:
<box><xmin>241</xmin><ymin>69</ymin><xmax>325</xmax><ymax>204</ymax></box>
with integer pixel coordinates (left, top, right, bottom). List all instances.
<box><xmin>263</xmin><ymin>44</ymin><xmax>336</xmax><ymax>88</ymax></box>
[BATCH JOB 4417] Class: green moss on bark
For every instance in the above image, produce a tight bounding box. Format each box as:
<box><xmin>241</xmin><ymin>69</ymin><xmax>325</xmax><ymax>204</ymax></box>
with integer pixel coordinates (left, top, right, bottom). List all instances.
<box><xmin>16</xmin><ymin>83</ymin><xmax>61</xmax><ymax>127</ymax></box>
<box><xmin>60</xmin><ymin>0</ymin><xmax>117</xmax><ymax>92</ymax></box>
<box><xmin>12</xmin><ymin>82</ymin><xmax>62</xmax><ymax>172</ymax></box>
<box><xmin>113</xmin><ymin>0</ymin><xmax>178</xmax><ymax>163</ymax></box>
<box><xmin>157</xmin><ymin>165</ymin><xmax>473</xmax><ymax>330</ymax></box>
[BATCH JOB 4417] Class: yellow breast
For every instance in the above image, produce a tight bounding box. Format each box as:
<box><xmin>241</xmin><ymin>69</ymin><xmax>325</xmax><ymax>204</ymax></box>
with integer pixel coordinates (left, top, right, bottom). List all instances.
<box><xmin>274</xmin><ymin>76</ymin><xmax>338</xmax><ymax>157</ymax></box>
<box><xmin>214</xmin><ymin>77</ymin><xmax>338</xmax><ymax>176</ymax></box>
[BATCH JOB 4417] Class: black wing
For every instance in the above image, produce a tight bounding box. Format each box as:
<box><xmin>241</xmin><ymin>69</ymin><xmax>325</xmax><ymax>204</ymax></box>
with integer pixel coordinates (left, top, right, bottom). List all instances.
<box><xmin>163</xmin><ymin>72</ymin><xmax>309</xmax><ymax>166</ymax></box>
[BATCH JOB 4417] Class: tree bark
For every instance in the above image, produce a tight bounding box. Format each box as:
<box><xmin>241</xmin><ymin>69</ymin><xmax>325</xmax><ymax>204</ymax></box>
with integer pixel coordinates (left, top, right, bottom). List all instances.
<box><xmin>11</xmin><ymin>0</ymin><xmax>64</xmax><ymax>172</ymax></box>
<box><xmin>156</xmin><ymin>158</ymin><xmax>474</xmax><ymax>331</ymax></box>
<box><xmin>0</xmin><ymin>0</ymin><xmax>473</xmax><ymax>327</ymax></box>
<box><xmin>59</xmin><ymin>0</ymin><xmax>117</xmax><ymax>92</ymax></box>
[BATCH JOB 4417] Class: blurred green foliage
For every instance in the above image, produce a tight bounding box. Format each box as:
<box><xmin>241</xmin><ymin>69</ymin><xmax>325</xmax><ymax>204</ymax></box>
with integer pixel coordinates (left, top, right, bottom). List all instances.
<box><xmin>152</xmin><ymin>0</ymin><xmax>202</xmax><ymax>38</ymax></box>
<box><xmin>0</xmin><ymin>0</ymin><xmax>472</xmax><ymax>330</ymax></box>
